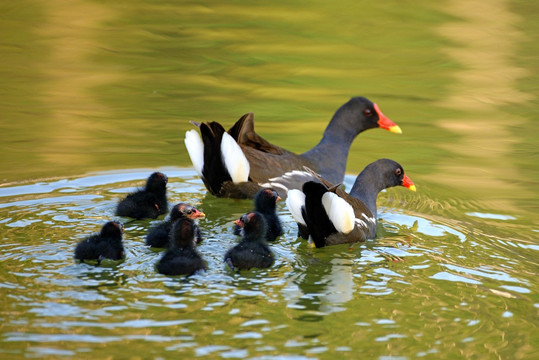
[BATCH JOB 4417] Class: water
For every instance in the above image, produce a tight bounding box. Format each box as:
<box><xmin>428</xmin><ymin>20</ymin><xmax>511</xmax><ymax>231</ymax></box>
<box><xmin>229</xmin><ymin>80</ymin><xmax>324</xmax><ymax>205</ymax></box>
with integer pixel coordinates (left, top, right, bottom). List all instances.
<box><xmin>1</xmin><ymin>0</ymin><xmax>537</xmax><ymax>359</ymax></box>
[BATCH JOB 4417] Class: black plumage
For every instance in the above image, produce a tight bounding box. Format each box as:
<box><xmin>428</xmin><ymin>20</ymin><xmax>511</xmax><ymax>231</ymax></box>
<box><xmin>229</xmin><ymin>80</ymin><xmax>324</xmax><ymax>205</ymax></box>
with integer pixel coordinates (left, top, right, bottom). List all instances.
<box><xmin>157</xmin><ymin>218</ymin><xmax>207</xmax><ymax>276</ymax></box>
<box><xmin>225</xmin><ymin>211</ymin><xmax>275</xmax><ymax>270</ymax></box>
<box><xmin>146</xmin><ymin>203</ymin><xmax>205</xmax><ymax>248</ymax></box>
<box><xmin>116</xmin><ymin>172</ymin><xmax>168</xmax><ymax>219</ymax></box>
<box><xmin>74</xmin><ymin>221</ymin><xmax>125</xmax><ymax>263</ymax></box>
<box><xmin>233</xmin><ymin>188</ymin><xmax>282</xmax><ymax>242</ymax></box>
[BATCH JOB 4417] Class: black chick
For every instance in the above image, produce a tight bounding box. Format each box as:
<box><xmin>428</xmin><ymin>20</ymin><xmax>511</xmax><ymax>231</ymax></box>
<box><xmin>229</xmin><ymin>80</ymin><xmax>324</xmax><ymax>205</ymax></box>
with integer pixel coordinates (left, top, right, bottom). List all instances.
<box><xmin>74</xmin><ymin>221</ymin><xmax>125</xmax><ymax>264</ymax></box>
<box><xmin>146</xmin><ymin>202</ymin><xmax>205</xmax><ymax>248</ymax></box>
<box><xmin>233</xmin><ymin>188</ymin><xmax>282</xmax><ymax>242</ymax></box>
<box><xmin>116</xmin><ymin>172</ymin><xmax>168</xmax><ymax>219</ymax></box>
<box><xmin>156</xmin><ymin>218</ymin><xmax>207</xmax><ymax>276</ymax></box>
<box><xmin>225</xmin><ymin>211</ymin><xmax>275</xmax><ymax>270</ymax></box>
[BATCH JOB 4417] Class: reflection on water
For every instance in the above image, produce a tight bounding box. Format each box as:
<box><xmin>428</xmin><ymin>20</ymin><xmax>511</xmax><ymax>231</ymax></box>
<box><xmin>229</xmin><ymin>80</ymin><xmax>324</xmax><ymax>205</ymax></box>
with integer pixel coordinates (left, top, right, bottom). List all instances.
<box><xmin>1</xmin><ymin>169</ymin><xmax>537</xmax><ymax>358</ymax></box>
<box><xmin>37</xmin><ymin>0</ymin><xmax>118</xmax><ymax>169</ymax></box>
<box><xmin>433</xmin><ymin>0</ymin><xmax>536</xmax><ymax>214</ymax></box>
<box><xmin>0</xmin><ymin>0</ymin><xmax>537</xmax><ymax>358</ymax></box>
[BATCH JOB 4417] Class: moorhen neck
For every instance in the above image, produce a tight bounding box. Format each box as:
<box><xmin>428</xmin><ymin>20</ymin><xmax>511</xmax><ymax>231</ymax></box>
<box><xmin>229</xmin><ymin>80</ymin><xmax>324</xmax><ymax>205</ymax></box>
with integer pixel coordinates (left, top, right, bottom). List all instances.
<box><xmin>74</xmin><ymin>221</ymin><xmax>125</xmax><ymax>263</ymax></box>
<box><xmin>184</xmin><ymin>97</ymin><xmax>401</xmax><ymax>199</ymax></box>
<box><xmin>146</xmin><ymin>202</ymin><xmax>205</xmax><ymax>248</ymax></box>
<box><xmin>286</xmin><ymin>159</ymin><xmax>416</xmax><ymax>248</ymax></box>
<box><xmin>116</xmin><ymin>172</ymin><xmax>168</xmax><ymax>219</ymax></box>
<box><xmin>224</xmin><ymin>211</ymin><xmax>275</xmax><ymax>270</ymax></box>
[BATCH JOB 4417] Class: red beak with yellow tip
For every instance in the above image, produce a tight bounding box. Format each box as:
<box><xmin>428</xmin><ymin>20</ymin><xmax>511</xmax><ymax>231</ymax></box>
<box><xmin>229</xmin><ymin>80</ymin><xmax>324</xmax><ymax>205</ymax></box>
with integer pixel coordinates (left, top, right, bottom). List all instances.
<box><xmin>402</xmin><ymin>174</ymin><xmax>416</xmax><ymax>192</ymax></box>
<box><xmin>374</xmin><ymin>103</ymin><xmax>402</xmax><ymax>134</ymax></box>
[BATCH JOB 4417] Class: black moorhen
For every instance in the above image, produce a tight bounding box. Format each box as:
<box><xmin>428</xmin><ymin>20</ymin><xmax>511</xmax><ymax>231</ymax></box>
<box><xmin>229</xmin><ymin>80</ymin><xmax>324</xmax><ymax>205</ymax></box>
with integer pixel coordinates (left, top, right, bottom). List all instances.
<box><xmin>184</xmin><ymin>97</ymin><xmax>401</xmax><ymax>199</ymax></box>
<box><xmin>156</xmin><ymin>218</ymin><xmax>207</xmax><ymax>276</ymax></box>
<box><xmin>286</xmin><ymin>159</ymin><xmax>416</xmax><ymax>247</ymax></box>
<box><xmin>116</xmin><ymin>172</ymin><xmax>168</xmax><ymax>219</ymax></box>
<box><xmin>146</xmin><ymin>202</ymin><xmax>205</xmax><ymax>248</ymax></box>
<box><xmin>74</xmin><ymin>221</ymin><xmax>125</xmax><ymax>263</ymax></box>
<box><xmin>224</xmin><ymin>211</ymin><xmax>275</xmax><ymax>270</ymax></box>
<box><xmin>233</xmin><ymin>188</ymin><xmax>283</xmax><ymax>242</ymax></box>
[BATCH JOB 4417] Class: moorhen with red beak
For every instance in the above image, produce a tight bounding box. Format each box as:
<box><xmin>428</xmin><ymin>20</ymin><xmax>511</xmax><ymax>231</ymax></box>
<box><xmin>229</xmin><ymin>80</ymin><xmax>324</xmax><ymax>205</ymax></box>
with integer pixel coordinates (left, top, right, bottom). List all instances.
<box><xmin>146</xmin><ymin>202</ymin><xmax>205</xmax><ymax>248</ymax></box>
<box><xmin>286</xmin><ymin>159</ymin><xmax>416</xmax><ymax>247</ymax></box>
<box><xmin>185</xmin><ymin>97</ymin><xmax>401</xmax><ymax>199</ymax></box>
<box><xmin>116</xmin><ymin>172</ymin><xmax>168</xmax><ymax>219</ymax></box>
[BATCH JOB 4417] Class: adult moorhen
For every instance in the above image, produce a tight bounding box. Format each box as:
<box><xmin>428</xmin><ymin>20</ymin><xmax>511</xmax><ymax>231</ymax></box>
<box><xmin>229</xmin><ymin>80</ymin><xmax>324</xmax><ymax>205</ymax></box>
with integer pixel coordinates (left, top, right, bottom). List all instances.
<box><xmin>116</xmin><ymin>172</ymin><xmax>168</xmax><ymax>219</ymax></box>
<box><xmin>225</xmin><ymin>211</ymin><xmax>275</xmax><ymax>270</ymax></box>
<box><xmin>232</xmin><ymin>188</ymin><xmax>283</xmax><ymax>242</ymax></box>
<box><xmin>146</xmin><ymin>202</ymin><xmax>205</xmax><ymax>248</ymax></box>
<box><xmin>184</xmin><ymin>97</ymin><xmax>401</xmax><ymax>199</ymax></box>
<box><xmin>156</xmin><ymin>218</ymin><xmax>207</xmax><ymax>276</ymax></box>
<box><xmin>74</xmin><ymin>221</ymin><xmax>125</xmax><ymax>263</ymax></box>
<box><xmin>286</xmin><ymin>159</ymin><xmax>416</xmax><ymax>247</ymax></box>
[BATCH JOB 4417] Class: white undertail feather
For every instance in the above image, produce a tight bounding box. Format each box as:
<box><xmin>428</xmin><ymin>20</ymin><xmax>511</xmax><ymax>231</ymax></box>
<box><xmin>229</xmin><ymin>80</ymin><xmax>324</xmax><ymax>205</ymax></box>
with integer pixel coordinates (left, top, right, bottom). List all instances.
<box><xmin>322</xmin><ymin>192</ymin><xmax>355</xmax><ymax>234</ymax></box>
<box><xmin>220</xmin><ymin>132</ymin><xmax>250</xmax><ymax>183</ymax></box>
<box><xmin>286</xmin><ymin>190</ymin><xmax>307</xmax><ymax>226</ymax></box>
<box><xmin>184</xmin><ymin>130</ymin><xmax>204</xmax><ymax>178</ymax></box>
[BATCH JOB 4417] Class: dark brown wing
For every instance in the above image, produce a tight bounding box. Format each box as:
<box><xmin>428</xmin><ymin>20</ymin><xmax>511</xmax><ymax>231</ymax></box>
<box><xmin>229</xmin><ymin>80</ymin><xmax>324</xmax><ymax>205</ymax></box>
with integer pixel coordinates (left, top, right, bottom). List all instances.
<box><xmin>302</xmin><ymin>167</ymin><xmax>335</xmax><ymax>187</ymax></box>
<box><xmin>227</xmin><ymin>113</ymin><xmax>283</xmax><ymax>155</ymax></box>
<box><xmin>243</xmin><ymin>147</ymin><xmax>314</xmax><ymax>184</ymax></box>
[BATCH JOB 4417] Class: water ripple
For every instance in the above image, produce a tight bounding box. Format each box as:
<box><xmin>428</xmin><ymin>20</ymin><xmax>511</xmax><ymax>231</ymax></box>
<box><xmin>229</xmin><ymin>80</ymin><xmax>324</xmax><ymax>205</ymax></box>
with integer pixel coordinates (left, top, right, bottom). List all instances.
<box><xmin>0</xmin><ymin>168</ymin><xmax>537</xmax><ymax>359</ymax></box>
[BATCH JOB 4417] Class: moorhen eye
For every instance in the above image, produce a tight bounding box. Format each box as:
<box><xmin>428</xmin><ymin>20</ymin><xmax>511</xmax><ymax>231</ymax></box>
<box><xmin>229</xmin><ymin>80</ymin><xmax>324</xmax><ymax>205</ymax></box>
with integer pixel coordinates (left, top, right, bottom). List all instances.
<box><xmin>363</xmin><ymin>108</ymin><xmax>373</xmax><ymax>117</ymax></box>
<box><xmin>396</xmin><ymin>168</ymin><xmax>402</xmax><ymax>176</ymax></box>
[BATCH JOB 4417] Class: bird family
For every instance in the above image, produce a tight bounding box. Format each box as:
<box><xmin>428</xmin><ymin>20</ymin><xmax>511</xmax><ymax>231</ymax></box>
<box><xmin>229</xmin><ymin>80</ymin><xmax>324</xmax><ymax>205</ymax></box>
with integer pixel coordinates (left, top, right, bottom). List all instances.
<box><xmin>74</xmin><ymin>96</ymin><xmax>416</xmax><ymax>276</ymax></box>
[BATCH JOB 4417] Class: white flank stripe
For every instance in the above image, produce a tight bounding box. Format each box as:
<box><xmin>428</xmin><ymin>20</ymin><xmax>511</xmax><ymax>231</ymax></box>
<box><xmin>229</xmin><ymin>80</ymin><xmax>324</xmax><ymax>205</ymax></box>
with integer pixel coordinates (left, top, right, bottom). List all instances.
<box><xmin>322</xmin><ymin>192</ymin><xmax>355</xmax><ymax>234</ymax></box>
<box><xmin>220</xmin><ymin>132</ymin><xmax>250</xmax><ymax>183</ymax></box>
<box><xmin>269</xmin><ymin>183</ymin><xmax>288</xmax><ymax>193</ymax></box>
<box><xmin>355</xmin><ymin>219</ymin><xmax>367</xmax><ymax>228</ymax></box>
<box><xmin>268</xmin><ymin>170</ymin><xmax>311</xmax><ymax>182</ymax></box>
<box><xmin>184</xmin><ymin>130</ymin><xmax>204</xmax><ymax>177</ymax></box>
<box><xmin>286</xmin><ymin>190</ymin><xmax>307</xmax><ymax>226</ymax></box>
<box><xmin>362</xmin><ymin>213</ymin><xmax>376</xmax><ymax>224</ymax></box>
